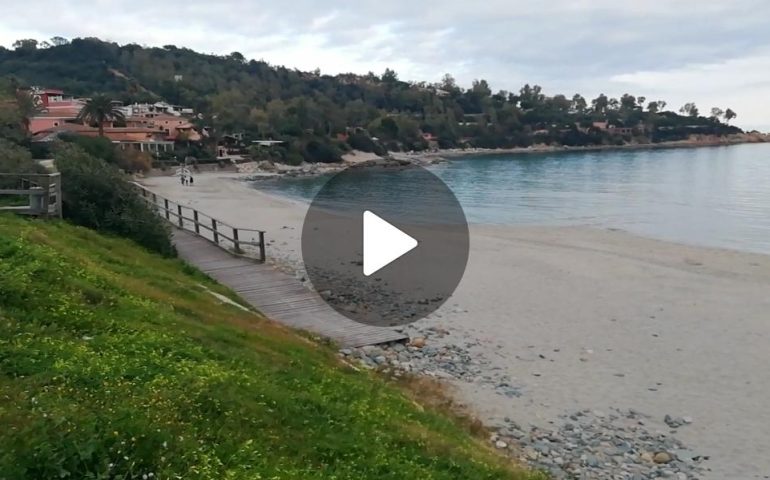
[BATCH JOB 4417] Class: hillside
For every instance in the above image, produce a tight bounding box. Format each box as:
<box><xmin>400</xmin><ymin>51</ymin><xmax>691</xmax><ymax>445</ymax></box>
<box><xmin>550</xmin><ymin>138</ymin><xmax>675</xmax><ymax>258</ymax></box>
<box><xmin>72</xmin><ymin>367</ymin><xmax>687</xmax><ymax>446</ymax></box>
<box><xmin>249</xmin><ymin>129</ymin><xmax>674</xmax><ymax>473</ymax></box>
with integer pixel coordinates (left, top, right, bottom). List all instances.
<box><xmin>0</xmin><ymin>214</ymin><xmax>543</xmax><ymax>479</ymax></box>
<box><xmin>0</xmin><ymin>37</ymin><xmax>743</xmax><ymax>158</ymax></box>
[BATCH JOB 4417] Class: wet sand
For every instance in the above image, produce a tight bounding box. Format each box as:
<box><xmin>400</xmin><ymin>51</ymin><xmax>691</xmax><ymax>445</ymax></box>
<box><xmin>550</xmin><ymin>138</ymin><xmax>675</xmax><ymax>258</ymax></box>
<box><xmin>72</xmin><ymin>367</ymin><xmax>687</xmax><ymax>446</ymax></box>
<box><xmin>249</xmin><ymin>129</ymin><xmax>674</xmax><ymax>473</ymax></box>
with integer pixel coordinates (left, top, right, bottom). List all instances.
<box><xmin>142</xmin><ymin>173</ymin><xmax>770</xmax><ymax>479</ymax></box>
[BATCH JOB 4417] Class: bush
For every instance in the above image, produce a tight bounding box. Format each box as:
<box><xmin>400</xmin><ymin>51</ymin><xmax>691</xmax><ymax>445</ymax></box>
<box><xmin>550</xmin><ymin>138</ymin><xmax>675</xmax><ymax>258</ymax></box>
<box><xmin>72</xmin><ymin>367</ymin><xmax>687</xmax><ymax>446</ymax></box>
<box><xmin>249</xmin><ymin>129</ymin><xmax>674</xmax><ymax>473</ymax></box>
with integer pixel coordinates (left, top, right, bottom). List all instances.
<box><xmin>59</xmin><ymin>133</ymin><xmax>118</xmax><ymax>165</ymax></box>
<box><xmin>302</xmin><ymin>139</ymin><xmax>341</xmax><ymax>163</ymax></box>
<box><xmin>54</xmin><ymin>143</ymin><xmax>174</xmax><ymax>256</ymax></box>
<box><xmin>116</xmin><ymin>148</ymin><xmax>153</xmax><ymax>172</ymax></box>
<box><xmin>0</xmin><ymin>139</ymin><xmax>47</xmax><ymax>175</ymax></box>
<box><xmin>347</xmin><ymin>132</ymin><xmax>386</xmax><ymax>156</ymax></box>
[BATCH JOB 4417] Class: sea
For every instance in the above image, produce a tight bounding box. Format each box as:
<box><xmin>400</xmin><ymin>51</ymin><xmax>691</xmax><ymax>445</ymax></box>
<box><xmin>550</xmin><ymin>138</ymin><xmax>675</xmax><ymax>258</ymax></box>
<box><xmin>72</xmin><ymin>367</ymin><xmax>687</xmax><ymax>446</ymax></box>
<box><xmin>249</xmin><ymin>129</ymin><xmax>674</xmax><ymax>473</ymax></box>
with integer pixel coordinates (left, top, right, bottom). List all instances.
<box><xmin>252</xmin><ymin>143</ymin><xmax>770</xmax><ymax>255</ymax></box>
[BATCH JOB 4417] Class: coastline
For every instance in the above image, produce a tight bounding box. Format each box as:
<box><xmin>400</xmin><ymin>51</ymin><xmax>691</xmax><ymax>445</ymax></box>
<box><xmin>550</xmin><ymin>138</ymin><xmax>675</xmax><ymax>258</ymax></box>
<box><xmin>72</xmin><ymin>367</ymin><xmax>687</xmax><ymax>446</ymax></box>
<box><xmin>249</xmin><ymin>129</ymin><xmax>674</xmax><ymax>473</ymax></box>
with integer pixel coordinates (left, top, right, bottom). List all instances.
<box><xmin>390</xmin><ymin>132</ymin><xmax>770</xmax><ymax>163</ymax></box>
<box><xmin>141</xmin><ymin>172</ymin><xmax>770</xmax><ymax>479</ymax></box>
<box><xmin>222</xmin><ymin>133</ymin><xmax>770</xmax><ymax>179</ymax></box>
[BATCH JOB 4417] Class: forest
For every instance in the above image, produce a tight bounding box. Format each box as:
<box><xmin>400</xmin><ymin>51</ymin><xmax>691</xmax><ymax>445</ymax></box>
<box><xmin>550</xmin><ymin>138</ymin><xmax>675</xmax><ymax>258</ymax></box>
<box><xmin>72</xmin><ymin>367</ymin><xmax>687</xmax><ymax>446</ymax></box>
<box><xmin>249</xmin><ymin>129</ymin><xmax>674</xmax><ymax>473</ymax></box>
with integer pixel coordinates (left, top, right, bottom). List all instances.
<box><xmin>1</xmin><ymin>37</ymin><xmax>742</xmax><ymax>163</ymax></box>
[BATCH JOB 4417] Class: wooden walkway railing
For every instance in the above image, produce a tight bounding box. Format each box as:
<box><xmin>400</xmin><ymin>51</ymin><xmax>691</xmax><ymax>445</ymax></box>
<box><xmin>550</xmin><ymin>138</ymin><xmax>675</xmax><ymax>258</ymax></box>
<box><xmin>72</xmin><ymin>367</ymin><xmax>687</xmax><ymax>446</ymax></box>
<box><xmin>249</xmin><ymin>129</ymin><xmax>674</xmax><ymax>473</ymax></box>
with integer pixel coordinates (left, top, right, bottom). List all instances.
<box><xmin>0</xmin><ymin>173</ymin><xmax>62</xmax><ymax>218</ymax></box>
<box><xmin>133</xmin><ymin>183</ymin><xmax>266</xmax><ymax>262</ymax></box>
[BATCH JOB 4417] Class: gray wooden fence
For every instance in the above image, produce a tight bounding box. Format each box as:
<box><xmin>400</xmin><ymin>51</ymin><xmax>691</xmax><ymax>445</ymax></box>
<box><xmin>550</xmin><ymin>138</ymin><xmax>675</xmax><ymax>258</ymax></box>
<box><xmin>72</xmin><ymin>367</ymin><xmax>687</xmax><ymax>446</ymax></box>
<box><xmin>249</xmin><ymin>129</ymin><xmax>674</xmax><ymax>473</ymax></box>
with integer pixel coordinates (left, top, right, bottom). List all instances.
<box><xmin>132</xmin><ymin>182</ymin><xmax>266</xmax><ymax>262</ymax></box>
<box><xmin>0</xmin><ymin>172</ymin><xmax>62</xmax><ymax>218</ymax></box>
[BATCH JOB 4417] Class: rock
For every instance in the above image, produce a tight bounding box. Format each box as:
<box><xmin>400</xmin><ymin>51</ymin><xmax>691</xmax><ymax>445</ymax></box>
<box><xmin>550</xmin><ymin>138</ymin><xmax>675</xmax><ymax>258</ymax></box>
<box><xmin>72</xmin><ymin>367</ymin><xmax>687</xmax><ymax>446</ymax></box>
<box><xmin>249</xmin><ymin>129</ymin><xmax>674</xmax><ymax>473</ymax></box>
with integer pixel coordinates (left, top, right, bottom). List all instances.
<box><xmin>339</xmin><ymin>348</ymin><xmax>353</xmax><ymax>356</ymax></box>
<box><xmin>410</xmin><ymin>337</ymin><xmax>426</xmax><ymax>348</ymax></box>
<box><xmin>653</xmin><ymin>451</ymin><xmax>673</xmax><ymax>464</ymax></box>
<box><xmin>495</xmin><ymin>440</ymin><xmax>508</xmax><ymax>449</ymax></box>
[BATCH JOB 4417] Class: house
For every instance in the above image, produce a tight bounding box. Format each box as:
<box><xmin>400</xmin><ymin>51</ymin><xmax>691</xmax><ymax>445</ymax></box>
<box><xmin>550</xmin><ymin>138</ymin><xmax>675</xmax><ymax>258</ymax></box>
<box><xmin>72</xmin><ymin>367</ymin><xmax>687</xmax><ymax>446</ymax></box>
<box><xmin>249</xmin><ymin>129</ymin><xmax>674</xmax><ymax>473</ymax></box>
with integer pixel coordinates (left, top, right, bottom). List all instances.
<box><xmin>27</xmin><ymin>87</ymin><xmax>86</xmax><ymax>134</ymax></box>
<box><xmin>31</xmin><ymin>124</ymin><xmax>175</xmax><ymax>153</ymax></box>
<box><xmin>125</xmin><ymin>115</ymin><xmax>202</xmax><ymax>141</ymax></box>
<box><xmin>592</xmin><ymin>121</ymin><xmax>634</xmax><ymax>136</ymax></box>
<box><xmin>120</xmin><ymin>101</ymin><xmax>194</xmax><ymax>118</ymax></box>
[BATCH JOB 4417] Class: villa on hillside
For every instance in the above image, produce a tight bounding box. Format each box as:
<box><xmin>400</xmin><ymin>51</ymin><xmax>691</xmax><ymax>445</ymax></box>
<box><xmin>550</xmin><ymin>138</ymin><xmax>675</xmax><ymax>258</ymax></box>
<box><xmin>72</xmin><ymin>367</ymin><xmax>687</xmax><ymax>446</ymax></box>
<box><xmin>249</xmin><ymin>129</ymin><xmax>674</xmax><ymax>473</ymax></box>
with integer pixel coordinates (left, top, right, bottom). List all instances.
<box><xmin>28</xmin><ymin>88</ymin><xmax>87</xmax><ymax>133</ymax></box>
<box><xmin>27</xmin><ymin>88</ymin><xmax>199</xmax><ymax>153</ymax></box>
<box><xmin>119</xmin><ymin>101</ymin><xmax>194</xmax><ymax>118</ymax></box>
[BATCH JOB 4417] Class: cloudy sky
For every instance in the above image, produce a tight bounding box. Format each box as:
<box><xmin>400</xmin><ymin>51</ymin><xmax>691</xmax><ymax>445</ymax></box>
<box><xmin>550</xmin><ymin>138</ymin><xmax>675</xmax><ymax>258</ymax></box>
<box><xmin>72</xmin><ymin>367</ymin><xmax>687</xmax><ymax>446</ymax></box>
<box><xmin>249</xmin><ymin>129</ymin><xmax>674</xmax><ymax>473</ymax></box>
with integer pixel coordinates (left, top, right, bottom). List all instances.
<box><xmin>2</xmin><ymin>0</ymin><xmax>769</xmax><ymax>130</ymax></box>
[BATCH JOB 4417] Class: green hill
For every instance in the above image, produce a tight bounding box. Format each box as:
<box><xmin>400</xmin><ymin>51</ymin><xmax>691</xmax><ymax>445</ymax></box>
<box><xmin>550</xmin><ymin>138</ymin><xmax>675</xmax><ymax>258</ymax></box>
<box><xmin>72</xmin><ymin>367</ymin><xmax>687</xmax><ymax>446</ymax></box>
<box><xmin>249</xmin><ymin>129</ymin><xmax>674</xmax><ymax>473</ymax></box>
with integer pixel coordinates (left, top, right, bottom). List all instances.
<box><xmin>0</xmin><ymin>37</ymin><xmax>741</xmax><ymax>155</ymax></box>
<box><xmin>0</xmin><ymin>214</ymin><xmax>542</xmax><ymax>480</ymax></box>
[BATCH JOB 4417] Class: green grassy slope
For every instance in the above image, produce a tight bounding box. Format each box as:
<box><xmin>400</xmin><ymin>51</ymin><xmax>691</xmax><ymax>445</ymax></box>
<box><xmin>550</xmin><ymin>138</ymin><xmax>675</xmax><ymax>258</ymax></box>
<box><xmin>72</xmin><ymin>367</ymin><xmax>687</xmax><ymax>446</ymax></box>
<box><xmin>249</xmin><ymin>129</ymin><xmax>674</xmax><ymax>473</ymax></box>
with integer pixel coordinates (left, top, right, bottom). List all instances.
<box><xmin>0</xmin><ymin>215</ymin><xmax>542</xmax><ymax>480</ymax></box>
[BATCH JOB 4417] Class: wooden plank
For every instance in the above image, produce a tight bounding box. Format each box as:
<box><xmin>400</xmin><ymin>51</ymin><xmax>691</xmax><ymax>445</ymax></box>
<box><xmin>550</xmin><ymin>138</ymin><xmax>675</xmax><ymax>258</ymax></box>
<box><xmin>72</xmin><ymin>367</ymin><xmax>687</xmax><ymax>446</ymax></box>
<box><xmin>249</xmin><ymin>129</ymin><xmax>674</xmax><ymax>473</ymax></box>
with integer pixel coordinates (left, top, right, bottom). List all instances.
<box><xmin>172</xmin><ymin>229</ymin><xmax>406</xmax><ymax>347</ymax></box>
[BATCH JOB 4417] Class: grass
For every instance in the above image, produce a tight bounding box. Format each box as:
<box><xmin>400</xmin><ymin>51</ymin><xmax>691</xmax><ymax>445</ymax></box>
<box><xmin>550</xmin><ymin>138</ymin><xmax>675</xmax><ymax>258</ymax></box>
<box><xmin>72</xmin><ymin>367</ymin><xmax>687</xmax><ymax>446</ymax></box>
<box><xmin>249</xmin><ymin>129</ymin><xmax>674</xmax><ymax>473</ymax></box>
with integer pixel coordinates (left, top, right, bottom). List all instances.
<box><xmin>0</xmin><ymin>214</ymin><xmax>544</xmax><ymax>480</ymax></box>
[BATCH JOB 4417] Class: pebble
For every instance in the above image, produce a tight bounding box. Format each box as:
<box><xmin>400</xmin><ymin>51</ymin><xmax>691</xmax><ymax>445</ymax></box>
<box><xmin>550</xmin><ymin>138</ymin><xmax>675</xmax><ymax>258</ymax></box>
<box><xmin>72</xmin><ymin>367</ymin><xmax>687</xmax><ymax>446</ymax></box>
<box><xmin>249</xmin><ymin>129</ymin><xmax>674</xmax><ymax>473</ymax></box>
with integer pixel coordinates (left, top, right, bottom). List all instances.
<box><xmin>338</xmin><ymin>327</ymin><xmax>708</xmax><ymax>480</ymax></box>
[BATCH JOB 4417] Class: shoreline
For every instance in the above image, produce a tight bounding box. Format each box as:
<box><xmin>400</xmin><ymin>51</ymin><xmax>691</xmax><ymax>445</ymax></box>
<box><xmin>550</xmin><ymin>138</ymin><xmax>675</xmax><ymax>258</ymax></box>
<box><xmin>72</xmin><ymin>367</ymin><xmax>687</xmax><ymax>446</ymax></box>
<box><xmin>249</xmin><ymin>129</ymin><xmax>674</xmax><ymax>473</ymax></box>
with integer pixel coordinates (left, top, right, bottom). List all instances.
<box><xmin>218</xmin><ymin>134</ymin><xmax>770</xmax><ymax>180</ymax></box>
<box><xmin>391</xmin><ymin>133</ymin><xmax>769</xmax><ymax>163</ymax></box>
<box><xmin>141</xmin><ymin>173</ymin><xmax>770</xmax><ymax>479</ymax></box>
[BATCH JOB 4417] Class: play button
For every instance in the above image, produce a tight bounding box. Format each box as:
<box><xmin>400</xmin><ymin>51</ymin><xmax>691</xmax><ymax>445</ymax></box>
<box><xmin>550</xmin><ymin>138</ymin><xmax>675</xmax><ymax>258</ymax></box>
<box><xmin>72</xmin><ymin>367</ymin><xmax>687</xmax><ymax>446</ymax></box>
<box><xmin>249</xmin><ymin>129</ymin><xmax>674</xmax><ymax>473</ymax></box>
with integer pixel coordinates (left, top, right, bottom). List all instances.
<box><xmin>363</xmin><ymin>211</ymin><xmax>418</xmax><ymax>276</ymax></box>
<box><xmin>301</xmin><ymin>163</ymin><xmax>469</xmax><ymax>327</ymax></box>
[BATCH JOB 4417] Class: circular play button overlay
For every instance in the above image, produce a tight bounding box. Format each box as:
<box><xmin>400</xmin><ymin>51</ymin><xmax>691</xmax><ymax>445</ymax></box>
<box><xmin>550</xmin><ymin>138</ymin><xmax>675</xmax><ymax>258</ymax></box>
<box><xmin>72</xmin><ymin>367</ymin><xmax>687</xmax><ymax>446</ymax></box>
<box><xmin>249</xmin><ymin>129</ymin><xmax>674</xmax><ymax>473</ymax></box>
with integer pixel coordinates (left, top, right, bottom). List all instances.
<box><xmin>301</xmin><ymin>163</ymin><xmax>469</xmax><ymax>327</ymax></box>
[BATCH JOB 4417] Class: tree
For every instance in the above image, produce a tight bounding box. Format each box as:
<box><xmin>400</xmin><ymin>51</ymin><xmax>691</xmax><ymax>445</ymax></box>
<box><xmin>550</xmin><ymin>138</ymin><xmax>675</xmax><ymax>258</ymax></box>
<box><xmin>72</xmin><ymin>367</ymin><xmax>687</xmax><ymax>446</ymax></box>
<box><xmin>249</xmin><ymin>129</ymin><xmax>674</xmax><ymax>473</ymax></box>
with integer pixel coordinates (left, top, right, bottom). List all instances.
<box><xmin>724</xmin><ymin>108</ymin><xmax>737</xmax><ymax>123</ymax></box>
<box><xmin>382</xmin><ymin>68</ymin><xmax>399</xmax><ymax>84</ymax></box>
<box><xmin>620</xmin><ymin>94</ymin><xmax>637</xmax><ymax>111</ymax></box>
<box><xmin>54</xmin><ymin>143</ymin><xmax>173</xmax><ymax>256</ymax></box>
<box><xmin>0</xmin><ymin>139</ymin><xmax>46</xmax><ymax>174</ymax></box>
<box><xmin>440</xmin><ymin>73</ymin><xmax>457</xmax><ymax>92</ymax></box>
<box><xmin>710</xmin><ymin>107</ymin><xmax>724</xmax><ymax>121</ymax></box>
<box><xmin>50</xmin><ymin>36</ymin><xmax>69</xmax><ymax>46</ymax></box>
<box><xmin>77</xmin><ymin>95</ymin><xmax>125</xmax><ymax>136</ymax></box>
<box><xmin>591</xmin><ymin>94</ymin><xmax>609</xmax><ymax>115</ymax></box>
<box><xmin>571</xmin><ymin>94</ymin><xmax>588</xmax><ymax>114</ymax></box>
<box><xmin>679</xmin><ymin>103</ymin><xmax>699</xmax><ymax>117</ymax></box>
<box><xmin>15</xmin><ymin>89</ymin><xmax>43</xmax><ymax>133</ymax></box>
<box><xmin>647</xmin><ymin>101</ymin><xmax>660</xmax><ymax>114</ymax></box>
<box><xmin>12</xmin><ymin>39</ymin><xmax>38</xmax><ymax>51</ymax></box>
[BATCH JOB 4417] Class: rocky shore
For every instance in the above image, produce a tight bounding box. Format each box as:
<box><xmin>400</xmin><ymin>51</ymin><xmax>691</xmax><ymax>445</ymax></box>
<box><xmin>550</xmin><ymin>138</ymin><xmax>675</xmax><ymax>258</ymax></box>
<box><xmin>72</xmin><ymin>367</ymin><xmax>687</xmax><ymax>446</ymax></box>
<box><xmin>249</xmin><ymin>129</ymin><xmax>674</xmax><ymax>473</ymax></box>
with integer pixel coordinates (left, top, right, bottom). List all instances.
<box><xmin>341</xmin><ymin>326</ymin><xmax>710</xmax><ymax>480</ymax></box>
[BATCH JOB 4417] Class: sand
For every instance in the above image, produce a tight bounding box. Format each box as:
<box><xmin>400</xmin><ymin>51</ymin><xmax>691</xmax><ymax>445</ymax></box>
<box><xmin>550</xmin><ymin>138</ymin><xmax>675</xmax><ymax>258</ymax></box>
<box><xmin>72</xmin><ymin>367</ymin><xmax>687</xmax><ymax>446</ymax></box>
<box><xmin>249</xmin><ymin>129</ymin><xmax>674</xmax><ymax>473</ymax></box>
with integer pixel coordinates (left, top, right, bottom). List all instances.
<box><xmin>142</xmin><ymin>172</ymin><xmax>770</xmax><ymax>479</ymax></box>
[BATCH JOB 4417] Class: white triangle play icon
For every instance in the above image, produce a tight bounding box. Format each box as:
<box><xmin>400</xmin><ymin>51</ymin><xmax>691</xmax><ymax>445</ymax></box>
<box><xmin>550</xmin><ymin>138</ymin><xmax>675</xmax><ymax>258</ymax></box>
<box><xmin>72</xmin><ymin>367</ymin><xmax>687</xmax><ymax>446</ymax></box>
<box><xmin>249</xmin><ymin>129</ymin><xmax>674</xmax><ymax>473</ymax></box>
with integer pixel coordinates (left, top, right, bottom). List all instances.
<box><xmin>363</xmin><ymin>210</ymin><xmax>418</xmax><ymax>276</ymax></box>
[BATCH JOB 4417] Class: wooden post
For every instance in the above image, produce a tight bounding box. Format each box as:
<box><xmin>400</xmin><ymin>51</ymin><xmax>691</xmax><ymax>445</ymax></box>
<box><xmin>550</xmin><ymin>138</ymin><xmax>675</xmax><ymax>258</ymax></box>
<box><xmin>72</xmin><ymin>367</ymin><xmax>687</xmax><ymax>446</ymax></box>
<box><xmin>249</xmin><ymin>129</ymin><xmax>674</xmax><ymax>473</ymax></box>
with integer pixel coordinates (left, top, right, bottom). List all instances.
<box><xmin>164</xmin><ymin>199</ymin><xmax>170</xmax><ymax>220</ymax></box>
<box><xmin>40</xmin><ymin>175</ymin><xmax>51</xmax><ymax>218</ymax></box>
<box><xmin>193</xmin><ymin>210</ymin><xmax>200</xmax><ymax>234</ymax></box>
<box><xmin>259</xmin><ymin>231</ymin><xmax>266</xmax><ymax>263</ymax></box>
<box><xmin>212</xmin><ymin>219</ymin><xmax>219</xmax><ymax>244</ymax></box>
<box><xmin>177</xmin><ymin>205</ymin><xmax>183</xmax><ymax>227</ymax></box>
<box><xmin>55</xmin><ymin>174</ymin><xmax>63</xmax><ymax>219</ymax></box>
<box><xmin>233</xmin><ymin>228</ymin><xmax>240</xmax><ymax>253</ymax></box>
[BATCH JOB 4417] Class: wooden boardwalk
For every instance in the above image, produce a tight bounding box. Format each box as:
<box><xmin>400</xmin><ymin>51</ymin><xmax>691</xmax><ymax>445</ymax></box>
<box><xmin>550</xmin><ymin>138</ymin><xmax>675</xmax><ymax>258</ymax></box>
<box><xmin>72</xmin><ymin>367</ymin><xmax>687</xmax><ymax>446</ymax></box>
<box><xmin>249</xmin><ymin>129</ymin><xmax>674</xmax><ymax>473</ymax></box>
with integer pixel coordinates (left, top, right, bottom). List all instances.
<box><xmin>173</xmin><ymin>229</ymin><xmax>407</xmax><ymax>347</ymax></box>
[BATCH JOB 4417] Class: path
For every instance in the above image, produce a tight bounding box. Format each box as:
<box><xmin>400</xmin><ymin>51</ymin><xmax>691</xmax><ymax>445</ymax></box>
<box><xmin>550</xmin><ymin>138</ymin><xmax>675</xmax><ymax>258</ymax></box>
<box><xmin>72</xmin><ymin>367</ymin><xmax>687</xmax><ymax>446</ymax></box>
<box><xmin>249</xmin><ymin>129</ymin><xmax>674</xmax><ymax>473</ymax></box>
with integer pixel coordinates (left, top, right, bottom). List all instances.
<box><xmin>172</xmin><ymin>229</ymin><xmax>407</xmax><ymax>347</ymax></box>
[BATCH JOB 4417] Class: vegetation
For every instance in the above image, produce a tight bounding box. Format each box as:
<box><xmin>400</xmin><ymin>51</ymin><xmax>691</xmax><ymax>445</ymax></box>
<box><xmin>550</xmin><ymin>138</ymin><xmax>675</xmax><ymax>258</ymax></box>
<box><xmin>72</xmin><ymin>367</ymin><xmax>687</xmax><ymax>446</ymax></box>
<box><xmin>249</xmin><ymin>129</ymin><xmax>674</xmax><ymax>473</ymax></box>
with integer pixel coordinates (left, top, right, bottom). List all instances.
<box><xmin>53</xmin><ymin>144</ymin><xmax>173</xmax><ymax>256</ymax></box>
<box><xmin>76</xmin><ymin>94</ymin><xmax>126</xmax><ymax>137</ymax></box>
<box><xmin>0</xmin><ymin>37</ymin><xmax>743</xmax><ymax>163</ymax></box>
<box><xmin>0</xmin><ymin>215</ymin><xmax>543</xmax><ymax>480</ymax></box>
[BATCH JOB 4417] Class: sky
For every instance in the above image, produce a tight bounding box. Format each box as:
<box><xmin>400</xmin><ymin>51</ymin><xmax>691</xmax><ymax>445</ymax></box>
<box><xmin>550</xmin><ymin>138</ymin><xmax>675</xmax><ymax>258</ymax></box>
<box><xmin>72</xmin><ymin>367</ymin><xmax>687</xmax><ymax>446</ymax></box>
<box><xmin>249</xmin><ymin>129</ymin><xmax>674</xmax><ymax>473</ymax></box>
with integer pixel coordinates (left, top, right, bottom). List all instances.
<box><xmin>2</xmin><ymin>0</ymin><xmax>769</xmax><ymax>131</ymax></box>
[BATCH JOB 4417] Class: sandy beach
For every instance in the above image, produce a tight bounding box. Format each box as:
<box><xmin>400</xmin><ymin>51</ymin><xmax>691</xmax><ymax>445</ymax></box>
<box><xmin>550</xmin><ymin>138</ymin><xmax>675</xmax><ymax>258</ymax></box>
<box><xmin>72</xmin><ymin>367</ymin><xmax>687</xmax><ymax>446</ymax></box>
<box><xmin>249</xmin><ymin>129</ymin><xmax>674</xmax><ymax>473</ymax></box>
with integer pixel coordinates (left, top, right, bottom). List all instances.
<box><xmin>142</xmin><ymin>172</ymin><xmax>770</xmax><ymax>479</ymax></box>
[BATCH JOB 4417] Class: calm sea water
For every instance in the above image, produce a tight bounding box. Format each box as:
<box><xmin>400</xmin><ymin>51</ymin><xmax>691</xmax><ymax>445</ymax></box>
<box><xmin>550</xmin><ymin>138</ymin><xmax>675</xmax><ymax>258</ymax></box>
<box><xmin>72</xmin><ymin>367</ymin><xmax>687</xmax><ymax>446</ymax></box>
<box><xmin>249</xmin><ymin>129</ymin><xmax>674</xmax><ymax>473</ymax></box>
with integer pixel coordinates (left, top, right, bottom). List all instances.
<box><xmin>253</xmin><ymin>143</ymin><xmax>770</xmax><ymax>254</ymax></box>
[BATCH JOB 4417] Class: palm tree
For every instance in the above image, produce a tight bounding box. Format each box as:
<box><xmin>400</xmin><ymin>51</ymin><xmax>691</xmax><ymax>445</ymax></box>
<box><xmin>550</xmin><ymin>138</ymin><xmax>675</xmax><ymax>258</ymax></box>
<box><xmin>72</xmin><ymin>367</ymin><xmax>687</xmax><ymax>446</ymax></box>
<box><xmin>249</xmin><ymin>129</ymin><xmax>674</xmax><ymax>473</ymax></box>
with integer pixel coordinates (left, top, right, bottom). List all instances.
<box><xmin>77</xmin><ymin>95</ymin><xmax>125</xmax><ymax>137</ymax></box>
<box><xmin>14</xmin><ymin>90</ymin><xmax>43</xmax><ymax>134</ymax></box>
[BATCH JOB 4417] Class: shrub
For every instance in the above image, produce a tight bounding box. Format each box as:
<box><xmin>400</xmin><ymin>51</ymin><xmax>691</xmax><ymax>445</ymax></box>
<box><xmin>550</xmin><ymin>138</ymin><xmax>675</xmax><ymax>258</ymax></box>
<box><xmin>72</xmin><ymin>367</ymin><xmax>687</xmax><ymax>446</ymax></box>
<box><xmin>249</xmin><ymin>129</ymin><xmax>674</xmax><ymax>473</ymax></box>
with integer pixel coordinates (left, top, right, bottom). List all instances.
<box><xmin>116</xmin><ymin>148</ymin><xmax>153</xmax><ymax>172</ymax></box>
<box><xmin>0</xmin><ymin>139</ymin><xmax>47</xmax><ymax>175</ymax></box>
<box><xmin>54</xmin><ymin>143</ymin><xmax>174</xmax><ymax>256</ymax></box>
<box><xmin>347</xmin><ymin>132</ymin><xmax>386</xmax><ymax>156</ymax></box>
<box><xmin>302</xmin><ymin>139</ymin><xmax>341</xmax><ymax>163</ymax></box>
<box><xmin>58</xmin><ymin>133</ymin><xmax>118</xmax><ymax>165</ymax></box>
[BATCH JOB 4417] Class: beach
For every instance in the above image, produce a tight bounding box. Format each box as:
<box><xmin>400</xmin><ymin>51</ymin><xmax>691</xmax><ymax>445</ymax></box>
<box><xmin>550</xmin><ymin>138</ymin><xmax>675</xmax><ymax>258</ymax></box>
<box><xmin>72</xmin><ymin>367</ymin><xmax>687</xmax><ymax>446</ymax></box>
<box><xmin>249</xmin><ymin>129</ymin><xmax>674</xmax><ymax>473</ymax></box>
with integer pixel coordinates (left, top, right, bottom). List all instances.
<box><xmin>142</xmin><ymin>172</ymin><xmax>770</xmax><ymax>479</ymax></box>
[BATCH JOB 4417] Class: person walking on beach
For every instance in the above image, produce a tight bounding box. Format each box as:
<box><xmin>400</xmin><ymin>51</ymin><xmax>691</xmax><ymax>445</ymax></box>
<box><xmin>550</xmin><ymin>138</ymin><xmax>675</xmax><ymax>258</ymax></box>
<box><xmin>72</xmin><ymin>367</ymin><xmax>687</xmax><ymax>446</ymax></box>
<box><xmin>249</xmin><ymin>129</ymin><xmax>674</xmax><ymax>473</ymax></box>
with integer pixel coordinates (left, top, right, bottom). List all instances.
<box><xmin>180</xmin><ymin>174</ymin><xmax>185</xmax><ymax>185</ymax></box>
<box><xmin>189</xmin><ymin>176</ymin><xmax>194</xmax><ymax>186</ymax></box>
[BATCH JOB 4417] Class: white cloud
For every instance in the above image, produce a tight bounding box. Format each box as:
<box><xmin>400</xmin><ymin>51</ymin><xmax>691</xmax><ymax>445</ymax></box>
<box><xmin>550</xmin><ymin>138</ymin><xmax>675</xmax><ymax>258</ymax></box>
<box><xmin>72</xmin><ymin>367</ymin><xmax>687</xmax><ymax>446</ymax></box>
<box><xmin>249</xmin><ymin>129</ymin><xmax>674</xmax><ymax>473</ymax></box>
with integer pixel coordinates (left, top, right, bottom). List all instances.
<box><xmin>610</xmin><ymin>51</ymin><xmax>770</xmax><ymax>130</ymax></box>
